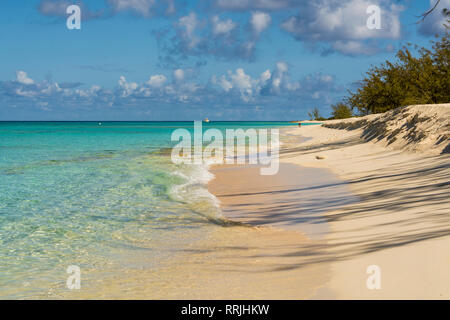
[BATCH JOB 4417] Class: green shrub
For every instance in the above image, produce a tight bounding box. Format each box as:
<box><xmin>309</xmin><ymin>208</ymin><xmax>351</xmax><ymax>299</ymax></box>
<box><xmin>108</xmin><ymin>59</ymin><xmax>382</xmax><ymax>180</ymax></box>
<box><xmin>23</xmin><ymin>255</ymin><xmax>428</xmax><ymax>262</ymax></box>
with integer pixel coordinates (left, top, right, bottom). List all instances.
<box><xmin>331</xmin><ymin>103</ymin><xmax>353</xmax><ymax>119</ymax></box>
<box><xmin>308</xmin><ymin>108</ymin><xmax>326</xmax><ymax>121</ymax></box>
<box><xmin>343</xmin><ymin>34</ymin><xmax>449</xmax><ymax>115</ymax></box>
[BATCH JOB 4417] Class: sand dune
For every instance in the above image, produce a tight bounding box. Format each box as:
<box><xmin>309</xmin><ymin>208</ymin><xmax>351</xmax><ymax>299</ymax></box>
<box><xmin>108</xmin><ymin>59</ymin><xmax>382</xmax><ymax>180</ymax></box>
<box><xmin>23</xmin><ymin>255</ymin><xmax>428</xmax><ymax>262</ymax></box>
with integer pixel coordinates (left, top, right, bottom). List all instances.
<box><xmin>321</xmin><ymin>103</ymin><xmax>450</xmax><ymax>154</ymax></box>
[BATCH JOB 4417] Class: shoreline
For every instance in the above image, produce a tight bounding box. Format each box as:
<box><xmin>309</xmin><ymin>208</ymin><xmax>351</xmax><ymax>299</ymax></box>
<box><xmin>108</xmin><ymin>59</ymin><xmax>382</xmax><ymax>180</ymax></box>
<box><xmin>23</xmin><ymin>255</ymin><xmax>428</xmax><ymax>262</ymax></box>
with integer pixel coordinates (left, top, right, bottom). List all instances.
<box><xmin>208</xmin><ymin>162</ymin><xmax>356</xmax><ymax>240</ymax></box>
<box><xmin>208</xmin><ymin>106</ymin><xmax>450</xmax><ymax>299</ymax></box>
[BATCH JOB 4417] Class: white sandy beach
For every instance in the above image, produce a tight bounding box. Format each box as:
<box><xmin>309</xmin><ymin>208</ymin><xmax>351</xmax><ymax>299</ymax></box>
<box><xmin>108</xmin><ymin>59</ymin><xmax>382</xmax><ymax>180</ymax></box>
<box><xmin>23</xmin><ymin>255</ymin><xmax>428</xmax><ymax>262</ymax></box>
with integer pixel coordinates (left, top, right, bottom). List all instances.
<box><xmin>209</xmin><ymin>104</ymin><xmax>450</xmax><ymax>299</ymax></box>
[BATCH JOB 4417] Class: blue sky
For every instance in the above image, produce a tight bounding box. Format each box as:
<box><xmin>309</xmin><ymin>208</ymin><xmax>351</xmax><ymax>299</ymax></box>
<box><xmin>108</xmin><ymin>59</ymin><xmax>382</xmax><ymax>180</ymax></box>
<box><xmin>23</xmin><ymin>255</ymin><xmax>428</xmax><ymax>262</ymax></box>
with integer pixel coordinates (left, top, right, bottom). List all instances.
<box><xmin>0</xmin><ymin>0</ymin><xmax>448</xmax><ymax>120</ymax></box>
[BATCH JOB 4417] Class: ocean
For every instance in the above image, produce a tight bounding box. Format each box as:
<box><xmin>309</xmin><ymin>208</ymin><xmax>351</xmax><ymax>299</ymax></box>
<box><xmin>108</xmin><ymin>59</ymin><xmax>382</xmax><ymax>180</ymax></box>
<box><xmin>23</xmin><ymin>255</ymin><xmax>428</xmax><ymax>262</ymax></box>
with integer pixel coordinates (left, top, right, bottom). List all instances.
<box><xmin>0</xmin><ymin>121</ymin><xmax>297</xmax><ymax>298</ymax></box>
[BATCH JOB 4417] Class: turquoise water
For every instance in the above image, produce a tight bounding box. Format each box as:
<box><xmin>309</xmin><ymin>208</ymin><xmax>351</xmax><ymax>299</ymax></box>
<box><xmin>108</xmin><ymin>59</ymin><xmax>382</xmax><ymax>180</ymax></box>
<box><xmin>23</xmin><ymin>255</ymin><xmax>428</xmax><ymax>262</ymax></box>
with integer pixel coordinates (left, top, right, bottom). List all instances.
<box><xmin>0</xmin><ymin>121</ymin><xmax>295</xmax><ymax>298</ymax></box>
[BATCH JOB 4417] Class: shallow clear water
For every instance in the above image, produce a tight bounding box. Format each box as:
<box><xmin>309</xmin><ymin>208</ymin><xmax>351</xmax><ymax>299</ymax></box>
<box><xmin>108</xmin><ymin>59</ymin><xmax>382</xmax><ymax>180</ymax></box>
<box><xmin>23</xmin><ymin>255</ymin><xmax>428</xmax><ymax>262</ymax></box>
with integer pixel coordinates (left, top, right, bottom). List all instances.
<box><xmin>0</xmin><ymin>121</ymin><xmax>296</xmax><ymax>298</ymax></box>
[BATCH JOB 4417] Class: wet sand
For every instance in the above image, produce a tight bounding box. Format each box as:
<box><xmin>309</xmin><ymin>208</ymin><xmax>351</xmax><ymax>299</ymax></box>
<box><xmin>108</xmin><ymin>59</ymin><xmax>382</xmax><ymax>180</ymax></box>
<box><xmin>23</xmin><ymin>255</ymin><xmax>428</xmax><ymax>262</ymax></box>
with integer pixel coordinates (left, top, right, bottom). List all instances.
<box><xmin>208</xmin><ymin>163</ymin><xmax>356</xmax><ymax>240</ymax></box>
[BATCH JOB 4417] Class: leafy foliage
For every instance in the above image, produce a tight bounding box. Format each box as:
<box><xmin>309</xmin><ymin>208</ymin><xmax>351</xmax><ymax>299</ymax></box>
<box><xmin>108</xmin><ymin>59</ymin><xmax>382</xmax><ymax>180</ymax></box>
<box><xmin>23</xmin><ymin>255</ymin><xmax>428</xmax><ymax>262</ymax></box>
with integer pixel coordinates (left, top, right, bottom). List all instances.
<box><xmin>344</xmin><ymin>34</ymin><xmax>449</xmax><ymax>115</ymax></box>
<box><xmin>308</xmin><ymin>108</ymin><xmax>327</xmax><ymax>121</ymax></box>
<box><xmin>331</xmin><ymin>103</ymin><xmax>353</xmax><ymax>119</ymax></box>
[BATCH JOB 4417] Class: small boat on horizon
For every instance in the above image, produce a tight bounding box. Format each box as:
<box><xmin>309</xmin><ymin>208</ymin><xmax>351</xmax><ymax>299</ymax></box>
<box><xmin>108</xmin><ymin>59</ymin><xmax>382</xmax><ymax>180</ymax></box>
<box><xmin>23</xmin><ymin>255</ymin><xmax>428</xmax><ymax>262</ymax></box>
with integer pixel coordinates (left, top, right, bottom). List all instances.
<box><xmin>203</xmin><ymin>118</ymin><xmax>210</xmax><ymax>123</ymax></box>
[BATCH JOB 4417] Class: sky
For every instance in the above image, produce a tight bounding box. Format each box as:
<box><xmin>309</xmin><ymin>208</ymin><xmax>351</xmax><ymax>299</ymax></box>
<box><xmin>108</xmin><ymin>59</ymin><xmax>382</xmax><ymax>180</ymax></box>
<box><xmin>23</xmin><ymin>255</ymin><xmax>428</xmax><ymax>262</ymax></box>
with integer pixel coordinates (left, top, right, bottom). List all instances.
<box><xmin>0</xmin><ymin>0</ymin><xmax>448</xmax><ymax>121</ymax></box>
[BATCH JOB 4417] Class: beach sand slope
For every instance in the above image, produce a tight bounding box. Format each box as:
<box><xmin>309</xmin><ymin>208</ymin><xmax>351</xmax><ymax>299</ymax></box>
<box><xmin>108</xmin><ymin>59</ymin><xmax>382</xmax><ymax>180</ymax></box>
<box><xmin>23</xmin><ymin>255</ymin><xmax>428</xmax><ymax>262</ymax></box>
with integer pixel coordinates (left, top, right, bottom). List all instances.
<box><xmin>211</xmin><ymin>104</ymin><xmax>449</xmax><ymax>299</ymax></box>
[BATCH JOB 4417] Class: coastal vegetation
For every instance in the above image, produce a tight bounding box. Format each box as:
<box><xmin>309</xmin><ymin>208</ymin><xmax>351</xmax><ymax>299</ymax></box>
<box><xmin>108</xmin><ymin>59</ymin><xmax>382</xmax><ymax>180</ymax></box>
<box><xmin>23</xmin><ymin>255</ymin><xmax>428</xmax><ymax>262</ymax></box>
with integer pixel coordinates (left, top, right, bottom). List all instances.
<box><xmin>344</xmin><ymin>34</ymin><xmax>449</xmax><ymax>116</ymax></box>
<box><xmin>308</xmin><ymin>108</ymin><xmax>327</xmax><ymax>121</ymax></box>
<box><xmin>330</xmin><ymin>103</ymin><xmax>353</xmax><ymax>119</ymax></box>
<box><xmin>321</xmin><ymin>9</ymin><xmax>449</xmax><ymax>120</ymax></box>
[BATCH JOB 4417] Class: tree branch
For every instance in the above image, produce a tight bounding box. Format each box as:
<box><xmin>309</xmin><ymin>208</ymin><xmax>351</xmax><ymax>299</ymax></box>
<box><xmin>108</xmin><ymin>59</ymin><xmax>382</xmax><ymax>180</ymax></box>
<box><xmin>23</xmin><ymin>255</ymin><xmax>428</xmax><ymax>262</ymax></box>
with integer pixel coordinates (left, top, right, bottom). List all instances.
<box><xmin>417</xmin><ymin>0</ymin><xmax>441</xmax><ymax>23</ymax></box>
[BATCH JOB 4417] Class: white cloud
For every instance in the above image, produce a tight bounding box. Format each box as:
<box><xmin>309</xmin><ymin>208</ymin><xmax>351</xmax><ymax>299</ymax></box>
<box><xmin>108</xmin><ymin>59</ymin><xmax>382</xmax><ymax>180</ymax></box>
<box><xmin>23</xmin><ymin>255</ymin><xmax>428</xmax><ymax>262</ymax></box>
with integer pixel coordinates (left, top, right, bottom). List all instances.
<box><xmin>259</xmin><ymin>69</ymin><xmax>271</xmax><ymax>83</ymax></box>
<box><xmin>38</xmin><ymin>0</ymin><xmax>71</xmax><ymax>16</ymax></box>
<box><xmin>174</xmin><ymin>69</ymin><xmax>185</xmax><ymax>81</ymax></box>
<box><xmin>108</xmin><ymin>0</ymin><xmax>156</xmax><ymax>17</ymax></box>
<box><xmin>15</xmin><ymin>88</ymin><xmax>36</xmax><ymax>97</ymax></box>
<box><xmin>214</xmin><ymin>75</ymin><xmax>233</xmax><ymax>92</ymax></box>
<box><xmin>1</xmin><ymin>67</ymin><xmax>340</xmax><ymax>119</ymax></box>
<box><xmin>38</xmin><ymin>0</ymin><xmax>103</xmax><ymax>20</ymax></box>
<box><xmin>268</xmin><ymin>62</ymin><xmax>289</xmax><ymax>94</ymax></box>
<box><xmin>91</xmin><ymin>85</ymin><xmax>101</xmax><ymax>92</ymax></box>
<box><xmin>213</xmin><ymin>69</ymin><xmax>256</xmax><ymax>100</ymax></box>
<box><xmin>41</xmin><ymin>82</ymin><xmax>61</xmax><ymax>95</ymax></box>
<box><xmin>215</xmin><ymin>0</ymin><xmax>288</xmax><ymax>11</ymax></box>
<box><xmin>75</xmin><ymin>85</ymin><xmax>102</xmax><ymax>98</ymax></box>
<box><xmin>250</xmin><ymin>11</ymin><xmax>271</xmax><ymax>34</ymax></box>
<box><xmin>281</xmin><ymin>0</ymin><xmax>403</xmax><ymax>55</ymax></box>
<box><xmin>229</xmin><ymin>68</ymin><xmax>253</xmax><ymax>100</ymax></box>
<box><xmin>215</xmin><ymin>62</ymin><xmax>303</xmax><ymax>100</ymax></box>
<box><xmin>212</xmin><ymin>15</ymin><xmax>236</xmax><ymax>35</ymax></box>
<box><xmin>16</xmin><ymin>71</ymin><xmax>34</xmax><ymax>85</ymax></box>
<box><xmin>157</xmin><ymin>9</ymin><xmax>269</xmax><ymax>61</ymax></box>
<box><xmin>331</xmin><ymin>40</ymin><xmax>379</xmax><ymax>55</ymax></box>
<box><xmin>178</xmin><ymin>12</ymin><xmax>200</xmax><ymax>49</ymax></box>
<box><xmin>38</xmin><ymin>0</ymin><xmax>174</xmax><ymax>19</ymax></box>
<box><xmin>320</xmin><ymin>74</ymin><xmax>333</xmax><ymax>83</ymax></box>
<box><xmin>276</xmin><ymin>61</ymin><xmax>288</xmax><ymax>73</ymax></box>
<box><xmin>118</xmin><ymin>76</ymin><xmax>138</xmax><ymax>96</ymax></box>
<box><xmin>146</xmin><ymin>74</ymin><xmax>167</xmax><ymax>87</ymax></box>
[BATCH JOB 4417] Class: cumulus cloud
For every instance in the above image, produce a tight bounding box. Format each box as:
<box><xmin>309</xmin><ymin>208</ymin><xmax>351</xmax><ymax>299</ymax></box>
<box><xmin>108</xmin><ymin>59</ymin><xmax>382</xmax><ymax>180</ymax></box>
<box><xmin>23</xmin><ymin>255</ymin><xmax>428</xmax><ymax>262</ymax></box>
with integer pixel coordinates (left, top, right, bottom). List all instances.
<box><xmin>213</xmin><ymin>0</ymin><xmax>404</xmax><ymax>56</ymax></box>
<box><xmin>16</xmin><ymin>71</ymin><xmax>34</xmax><ymax>85</ymax></box>
<box><xmin>331</xmin><ymin>40</ymin><xmax>380</xmax><ymax>55</ymax></box>
<box><xmin>259</xmin><ymin>61</ymin><xmax>295</xmax><ymax>95</ymax></box>
<box><xmin>115</xmin><ymin>71</ymin><xmax>204</xmax><ymax>102</ymax></box>
<box><xmin>259</xmin><ymin>69</ymin><xmax>271</xmax><ymax>83</ymax></box>
<box><xmin>152</xmin><ymin>0</ymin><xmax>407</xmax><ymax>61</ymax></box>
<box><xmin>418</xmin><ymin>0</ymin><xmax>450</xmax><ymax>36</ymax></box>
<box><xmin>155</xmin><ymin>11</ymin><xmax>269</xmax><ymax>63</ymax></box>
<box><xmin>226</xmin><ymin>68</ymin><xmax>254</xmax><ymax>101</ymax></box>
<box><xmin>2</xmin><ymin>71</ymin><xmax>105</xmax><ymax>106</ymax></box>
<box><xmin>118</xmin><ymin>76</ymin><xmax>138</xmax><ymax>97</ymax></box>
<box><xmin>38</xmin><ymin>0</ymin><xmax>103</xmax><ymax>20</ymax></box>
<box><xmin>38</xmin><ymin>0</ymin><xmax>72</xmax><ymax>16</ymax></box>
<box><xmin>146</xmin><ymin>74</ymin><xmax>167</xmax><ymax>87</ymax></box>
<box><xmin>38</xmin><ymin>0</ymin><xmax>174</xmax><ymax>19</ymax></box>
<box><xmin>1</xmin><ymin>66</ymin><xmax>340</xmax><ymax>119</ymax></box>
<box><xmin>282</xmin><ymin>0</ymin><xmax>402</xmax><ymax>41</ymax></box>
<box><xmin>37</xmin><ymin>0</ymin><xmax>414</xmax><ymax>59</ymax></box>
<box><xmin>174</xmin><ymin>69</ymin><xmax>185</xmax><ymax>81</ymax></box>
<box><xmin>250</xmin><ymin>12</ymin><xmax>271</xmax><ymax>34</ymax></box>
<box><xmin>211</xmin><ymin>15</ymin><xmax>236</xmax><ymax>35</ymax></box>
<box><xmin>280</xmin><ymin>0</ymin><xmax>403</xmax><ymax>55</ymax></box>
<box><xmin>107</xmin><ymin>0</ymin><xmax>156</xmax><ymax>17</ymax></box>
<box><xmin>108</xmin><ymin>0</ymin><xmax>177</xmax><ymax>16</ymax></box>
<box><xmin>177</xmin><ymin>12</ymin><xmax>200</xmax><ymax>49</ymax></box>
<box><xmin>211</xmin><ymin>62</ymin><xmax>339</xmax><ymax>104</ymax></box>
<box><xmin>214</xmin><ymin>0</ymin><xmax>291</xmax><ymax>11</ymax></box>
